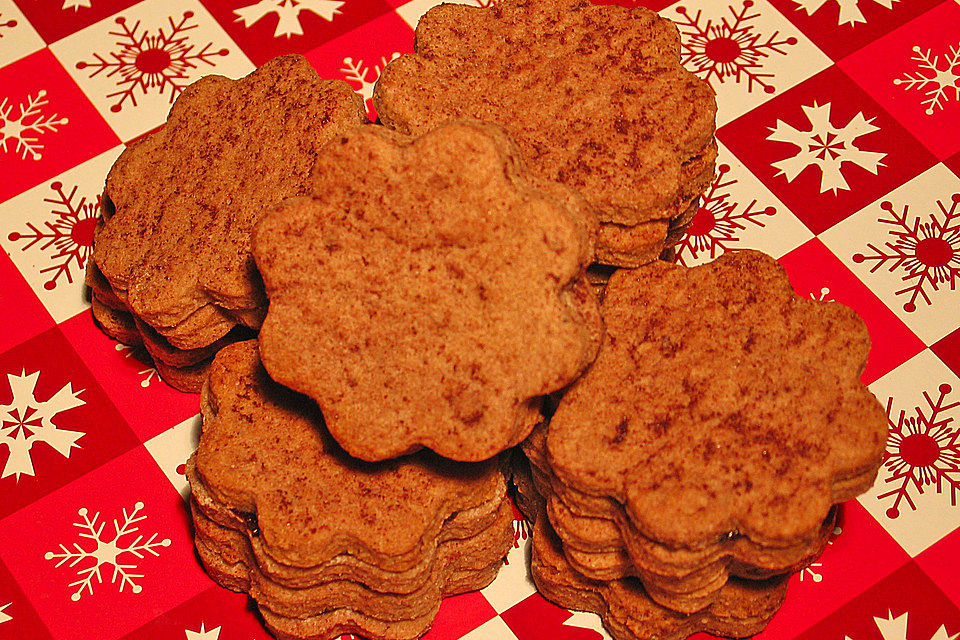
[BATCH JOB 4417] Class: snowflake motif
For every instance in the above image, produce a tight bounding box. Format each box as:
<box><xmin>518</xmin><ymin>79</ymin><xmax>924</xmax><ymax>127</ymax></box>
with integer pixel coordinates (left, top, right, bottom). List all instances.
<box><xmin>0</xmin><ymin>370</ymin><xmax>85</xmax><ymax>481</ymax></box>
<box><xmin>340</xmin><ymin>53</ymin><xmax>400</xmax><ymax>113</ymax></box>
<box><xmin>845</xmin><ymin>610</ymin><xmax>959</xmax><ymax>640</ymax></box>
<box><xmin>853</xmin><ymin>194</ymin><xmax>960</xmax><ymax>312</ymax></box>
<box><xmin>809</xmin><ymin>286</ymin><xmax>833</xmax><ymax>302</ymax></box>
<box><xmin>893</xmin><ymin>43</ymin><xmax>960</xmax><ymax>116</ymax></box>
<box><xmin>0</xmin><ymin>602</ymin><xmax>10</xmax><ymax>624</ymax></box>
<box><xmin>0</xmin><ymin>13</ymin><xmax>18</xmax><ymax>35</ymax></box>
<box><xmin>45</xmin><ymin>501</ymin><xmax>172</xmax><ymax>601</ymax></box>
<box><xmin>62</xmin><ymin>0</ymin><xmax>92</xmax><ymax>10</ymax></box>
<box><xmin>798</xmin><ymin>523</ymin><xmax>842</xmax><ymax>582</ymax></box>
<box><xmin>875</xmin><ymin>384</ymin><xmax>959</xmax><ymax>519</ymax></box>
<box><xmin>794</xmin><ymin>0</ymin><xmax>897</xmax><ymax>27</ymax></box>
<box><xmin>7</xmin><ymin>182</ymin><xmax>100</xmax><ymax>291</ymax></box>
<box><xmin>767</xmin><ymin>101</ymin><xmax>886</xmax><ymax>194</ymax></box>
<box><xmin>76</xmin><ymin>12</ymin><xmax>229</xmax><ymax>113</ymax></box>
<box><xmin>185</xmin><ymin>622</ymin><xmax>221</xmax><ymax>639</ymax></box>
<box><xmin>674</xmin><ymin>163</ymin><xmax>776</xmax><ymax>267</ymax></box>
<box><xmin>234</xmin><ymin>0</ymin><xmax>344</xmax><ymax>38</ymax></box>
<box><xmin>0</xmin><ymin>91</ymin><xmax>69</xmax><ymax>161</ymax></box>
<box><xmin>675</xmin><ymin>1</ymin><xmax>798</xmax><ymax>94</ymax></box>
<box><xmin>115</xmin><ymin>344</ymin><xmax>159</xmax><ymax>388</ymax></box>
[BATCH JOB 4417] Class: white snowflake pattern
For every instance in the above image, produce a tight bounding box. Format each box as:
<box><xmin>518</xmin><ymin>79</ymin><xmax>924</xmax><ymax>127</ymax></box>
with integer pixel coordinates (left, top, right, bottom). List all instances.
<box><xmin>0</xmin><ymin>91</ymin><xmax>69</xmax><ymax>161</ymax></box>
<box><xmin>0</xmin><ymin>602</ymin><xmax>11</xmax><ymax>624</ymax></box>
<box><xmin>0</xmin><ymin>370</ymin><xmax>85</xmax><ymax>481</ymax></box>
<box><xmin>45</xmin><ymin>501</ymin><xmax>172</xmax><ymax>601</ymax></box>
<box><xmin>340</xmin><ymin>53</ymin><xmax>400</xmax><ymax>112</ymax></box>
<box><xmin>809</xmin><ymin>286</ymin><xmax>833</xmax><ymax>302</ymax></box>
<box><xmin>845</xmin><ymin>610</ymin><xmax>959</xmax><ymax>640</ymax></box>
<box><xmin>234</xmin><ymin>0</ymin><xmax>344</xmax><ymax>38</ymax></box>
<box><xmin>115</xmin><ymin>344</ymin><xmax>159</xmax><ymax>388</ymax></box>
<box><xmin>893</xmin><ymin>43</ymin><xmax>960</xmax><ymax>116</ymax></box>
<box><xmin>798</xmin><ymin>523</ymin><xmax>842</xmax><ymax>582</ymax></box>
<box><xmin>62</xmin><ymin>0</ymin><xmax>92</xmax><ymax>10</ymax></box>
<box><xmin>185</xmin><ymin>622</ymin><xmax>221</xmax><ymax>639</ymax></box>
<box><xmin>793</xmin><ymin>0</ymin><xmax>898</xmax><ymax>26</ymax></box>
<box><xmin>767</xmin><ymin>101</ymin><xmax>886</xmax><ymax>194</ymax></box>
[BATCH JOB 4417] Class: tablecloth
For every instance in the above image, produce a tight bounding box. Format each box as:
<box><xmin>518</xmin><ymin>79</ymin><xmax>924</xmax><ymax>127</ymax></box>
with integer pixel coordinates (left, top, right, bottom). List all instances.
<box><xmin>0</xmin><ymin>0</ymin><xmax>958</xmax><ymax>638</ymax></box>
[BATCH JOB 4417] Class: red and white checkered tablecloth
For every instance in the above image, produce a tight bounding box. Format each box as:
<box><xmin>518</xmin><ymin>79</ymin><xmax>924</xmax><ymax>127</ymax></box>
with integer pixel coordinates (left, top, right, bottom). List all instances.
<box><xmin>0</xmin><ymin>0</ymin><xmax>958</xmax><ymax>638</ymax></box>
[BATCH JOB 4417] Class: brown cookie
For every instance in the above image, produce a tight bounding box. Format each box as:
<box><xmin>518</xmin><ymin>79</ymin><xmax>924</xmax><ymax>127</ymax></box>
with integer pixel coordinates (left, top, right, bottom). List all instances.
<box><xmin>252</xmin><ymin>120</ymin><xmax>601</xmax><ymax>462</ymax></box>
<box><xmin>373</xmin><ymin>0</ymin><xmax>716</xmax><ymax>264</ymax></box>
<box><xmin>545</xmin><ymin>250</ymin><xmax>887</xmax><ymax>609</ymax></box>
<box><xmin>531</xmin><ymin>518</ymin><xmax>788</xmax><ymax>640</ymax></box>
<box><xmin>93</xmin><ymin>54</ymin><xmax>367</xmax><ymax>352</ymax></box>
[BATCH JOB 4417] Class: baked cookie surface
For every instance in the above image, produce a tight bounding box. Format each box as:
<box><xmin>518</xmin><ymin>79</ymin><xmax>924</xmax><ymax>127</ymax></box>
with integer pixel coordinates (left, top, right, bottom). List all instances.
<box><xmin>373</xmin><ymin>0</ymin><xmax>716</xmax><ymax>230</ymax></box>
<box><xmin>94</xmin><ymin>54</ymin><xmax>367</xmax><ymax>351</ymax></box>
<box><xmin>253</xmin><ymin>120</ymin><xmax>601</xmax><ymax>462</ymax></box>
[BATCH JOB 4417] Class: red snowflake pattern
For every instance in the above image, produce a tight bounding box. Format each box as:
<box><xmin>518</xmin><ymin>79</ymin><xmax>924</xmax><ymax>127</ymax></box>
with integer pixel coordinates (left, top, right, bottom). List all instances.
<box><xmin>0</xmin><ymin>13</ymin><xmax>17</xmax><ymax>35</ymax></box>
<box><xmin>76</xmin><ymin>12</ymin><xmax>229</xmax><ymax>113</ymax></box>
<box><xmin>674</xmin><ymin>163</ymin><xmax>776</xmax><ymax>266</ymax></box>
<box><xmin>877</xmin><ymin>384</ymin><xmax>960</xmax><ymax>519</ymax></box>
<box><xmin>7</xmin><ymin>182</ymin><xmax>99</xmax><ymax>290</ymax></box>
<box><xmin>853</xmin><ymin>194</ymin><xmax>960</xmax><ymax>312</ymax></box>
<box><xmin>675</xmin><ymin>0</ymin><xmax>798</xmax><ymax>94</ymax></box>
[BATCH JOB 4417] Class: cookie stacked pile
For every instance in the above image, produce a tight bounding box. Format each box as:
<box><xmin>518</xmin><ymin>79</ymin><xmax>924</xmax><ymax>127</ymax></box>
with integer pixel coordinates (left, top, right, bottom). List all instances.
<box><xmin>86</xmin><ymin>2</ymin><xmax>892</xmax><ymax>639</ymax></box>
<box><xmin>373</xmin><ymin>0</ymin><xmax>718</xmax><ymax>268</ymax></box>
<box><xmin>185</xmin><ymin>118</ymin><xmax>605</xmax><ymax>640</ymax></box>
<box><xmin>87</xmin><ymin>55</ymin><xmax>368</xmax><ymax>391</ymax></box>
<box><xmin>514</xmin><ymin>251</ymin><xmax>888</xmax><ymax>638</ymax></box>
<box><xmin>188</xmin><ymin>341</ymin><xmax>517</xmax><ymax>640</ymax></box>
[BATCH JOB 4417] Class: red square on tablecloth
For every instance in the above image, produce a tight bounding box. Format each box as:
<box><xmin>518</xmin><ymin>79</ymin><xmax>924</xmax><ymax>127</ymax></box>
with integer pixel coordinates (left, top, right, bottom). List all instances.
<box><xmin>778</xmin><ymin>238</ymin><xmax>926</xmax><ymax>385</ymax></box>
<box><xmin>0</xmin><ymin>556</ymin><xmax>55</xmax><ymax>639</ymax></box>
<box><xmin>58</xmin><ymin>311</ymin><xmax>201</xmax><ymax>443</ymax></box>
<box><xmin>756</xmin><ymin>501</ymin><xmax>911</xmax><ymax>640</ymax></box>
<box><xmin>765</xmin><ymin>0</ymin><xmax>943</xmax><ymax>62</ymax></box>
<box><xmin>946</xmin><ymin>151</ymin><xmax>960</xmax><ymax>180</ymax></box>
<box><xmin>11</xmin><ymin>0</ymin><xmax>140</xmax><ymax>44</ymax></box>
<box><xmin>200</xmin><ymin>0</ymin><xmax>395</xmax><ymax>67</ymax></box>
<box><xmin>792</xmin><ymin>562</ymin><xmax>960</xmax><ymax>640</ymax></box>
<box><xmin>932</xmin><ymin>327</ymin><xmax>960</xmax><ymax>381</ymax></box>
<box><xmin>0</xmin><ymin>48</ymin><xmax>119</xmax><ymax>202</ymax></box>
<box><xmin>121</xmin><ymin>585</ymin><xmax>266</xmax><ymax>640</ymax></box>
<box><xmin>839</xmin><ymin>1</ymin><xmax>960</xmax><ymax>161</ymax></box>
<box><xmin>0</xmin><ymin>249</ymin><xmax>54</xmax><ymax>355</ymax></box>
<box><xmin>0</xmin><ymin>446</ymin><xmax>209</xmax><ymax>640</ymax></box>
<box><xmin>423</xmin><ymin>590</ymin><xmax>499</xmax><ymax>640</ymax></box>
<box><xmin>916</xmin><ymin>526</ymin><xmax>960</xmax><ymax>606</ymax></box>
<box><xmin>719</xmin><ymin>65</ymin><xmax>937</xmax><ymax>235</ymax></box>
<box><xmin>501</xmin><ymin>592</ymin><xmax>604</xmax><ymax>640</ymax></box>
<box><xmin>305</xmin><ymin>10</ymin><xmax>414</xmax><ymax>121</ymax></box>
<box><xmin>0</xmin><ymin>327</ymin><xmax>139</xmax><ymax>521</ymax></box>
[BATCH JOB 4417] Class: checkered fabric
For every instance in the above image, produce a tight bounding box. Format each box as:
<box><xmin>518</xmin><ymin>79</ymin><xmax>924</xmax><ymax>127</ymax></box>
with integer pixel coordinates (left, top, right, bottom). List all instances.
<box><xmin>0</xmin><ymin>0</ymin><xmax>958</xmax><ymax>638</ymax></box>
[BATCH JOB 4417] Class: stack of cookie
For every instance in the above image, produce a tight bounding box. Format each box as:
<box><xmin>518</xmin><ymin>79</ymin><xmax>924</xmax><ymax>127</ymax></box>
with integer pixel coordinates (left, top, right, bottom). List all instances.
<box><xmin>373</xmin><ymin>0</ymin><xmax>717</xmax><ymax>268</ymax></box>
<box><xmin>514</xmin><ymin>251</ymin><xmax>888</xmax><ymax>637</ymax></box>
<box><xmin>186</xmin><ymin>120</ymin><xmax>604</xmax><ymax>639</ymax></box>
<box><xmin>188</xmin><ymin>341</ymin><xmax>516</xmax><ymax>640</ymax></box>
<box><xmin>87</xmin><ymin>55</ymin><xmax>368</xmax><ymax>391</ymax></box>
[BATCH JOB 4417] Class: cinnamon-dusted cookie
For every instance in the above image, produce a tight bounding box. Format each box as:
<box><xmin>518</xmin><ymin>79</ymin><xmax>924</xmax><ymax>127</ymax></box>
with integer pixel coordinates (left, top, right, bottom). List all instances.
<box><xmin>531</xmin><ymin>518</ymin><xmax>788</xmax><ymax>640</ymax></box>
<box><xmin>190</xmin><ymin>340</ymin><xmax>514</xmax><ymax>640</ymax></box>
<box><xmin>252</xmin><ymin>120</ymin><xmax>601</xmax><ymax>462</ymax></box>
<box><xmin>373</xmin><ymin>0</ymin><xmax>716</xmax><ymax>265</ymax></box>
<box><xmin>93</xmin><ymin>54</ymin><xmax>367</xmax><ymax>354</ymax></box>
<box><xmin>546</xmin><ymin>250</ymin><xmax>887</xmax><ymax>609</ymax></box>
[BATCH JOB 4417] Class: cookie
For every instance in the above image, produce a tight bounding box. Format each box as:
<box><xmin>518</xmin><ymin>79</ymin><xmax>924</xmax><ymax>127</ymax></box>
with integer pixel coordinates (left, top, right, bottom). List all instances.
<box><xmin>92</xmin><ymin>54</ymin><xmax>367</xmax><ymax>356</ymax></box>
<box><xmin>531</xmin><ymin>518</ymin><xmax>788</xmax><ymax>640</ymax></box>
<box><xmin>252</xmin><ymin>120</ymin><xmax>601</xmax><ymax>462</ymax></box>
<box><xmin>544</xmin><ymin>250</ymin><xmax>887</xmax><ymax>610</ymax></box>
<box><xmin>373</xmin><ymin>0</ymin><xmax>716</xmax><ymax>265</ymax></box>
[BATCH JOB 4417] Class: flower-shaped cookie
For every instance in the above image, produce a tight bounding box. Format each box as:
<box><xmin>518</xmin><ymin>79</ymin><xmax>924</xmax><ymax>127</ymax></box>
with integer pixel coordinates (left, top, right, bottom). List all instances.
<box><xmin>547</xmin><ymin>251</ymin><xmax>887</xmax><ymax>551</ymax></box>
<box><xmin>373</xmin><ymin>0</ymin><xmax>716</xmax><ymax>228</ymax></box>
<box><xmin>94</xmin><ymin>55</ymin><xmax>367</xmax><ymax>350</ymax></box>
<box><xmin>252</xmin><ymin>120</ymin><xmax>602</xmax><ymax>462</ymax></box>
